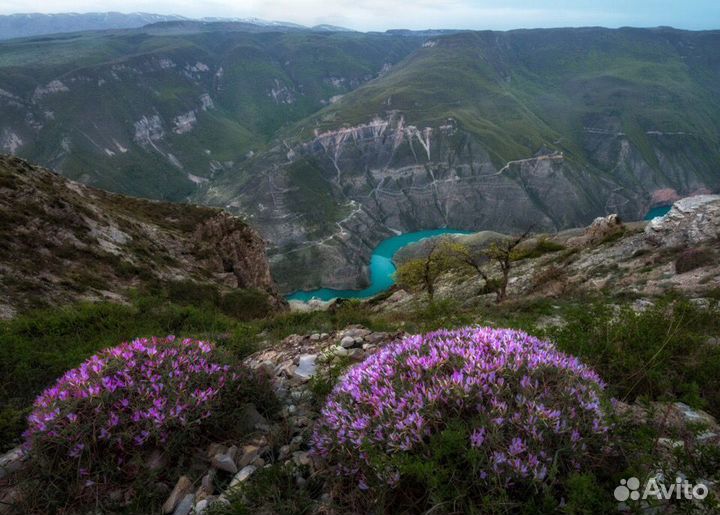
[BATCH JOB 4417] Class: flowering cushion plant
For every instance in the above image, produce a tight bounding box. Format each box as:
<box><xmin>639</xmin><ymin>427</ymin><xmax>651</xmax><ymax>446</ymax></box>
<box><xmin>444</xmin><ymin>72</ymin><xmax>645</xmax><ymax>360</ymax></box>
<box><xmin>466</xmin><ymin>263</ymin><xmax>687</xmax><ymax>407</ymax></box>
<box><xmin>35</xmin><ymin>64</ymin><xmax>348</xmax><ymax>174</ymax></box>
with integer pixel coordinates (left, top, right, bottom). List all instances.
<box><xmin>22</xmin><ymin>336</ymin><xmax>271</xmax><ymax>510</ymax></box>
<box><xmin>311</xmin><ymin>327</ymin><xmax>610</xmax><ymax>508</ymax></box>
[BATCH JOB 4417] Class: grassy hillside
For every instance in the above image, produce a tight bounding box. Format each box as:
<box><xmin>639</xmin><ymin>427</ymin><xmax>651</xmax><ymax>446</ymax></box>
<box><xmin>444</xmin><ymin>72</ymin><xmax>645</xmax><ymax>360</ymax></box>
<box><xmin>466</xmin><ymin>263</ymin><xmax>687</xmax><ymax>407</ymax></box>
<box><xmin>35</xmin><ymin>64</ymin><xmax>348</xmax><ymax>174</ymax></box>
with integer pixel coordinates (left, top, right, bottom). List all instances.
<box><xmin>304</xmin><ymin>28</ymin><xmax>720</xmax><ymax>169</ymax></box>
<box><xmin>0</xmin><ymin>27</ymin><xmax>422</xmax><ymax>199</ymax></box>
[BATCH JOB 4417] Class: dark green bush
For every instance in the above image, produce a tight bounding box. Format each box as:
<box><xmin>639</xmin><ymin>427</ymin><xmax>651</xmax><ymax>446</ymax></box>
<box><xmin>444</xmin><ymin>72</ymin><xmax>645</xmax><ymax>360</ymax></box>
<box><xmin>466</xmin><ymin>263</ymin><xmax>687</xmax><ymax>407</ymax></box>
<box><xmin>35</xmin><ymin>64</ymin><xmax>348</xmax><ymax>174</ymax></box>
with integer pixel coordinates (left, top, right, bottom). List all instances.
<box><xmin>164</xmin><ymin>279</ymin><xmax>220</xmax><ymax>306</ymax></box>
<box><xmin>675</xmin><ymin>248</ymin><xmax>713</xmax><ymax>274</ymax></box>
<box><xmin>220</xmin><ymin>288</ymin><xmax>272</xmax><ymax>320</ymax></box>
<box><xmin>207</xmin><ymin>464</ymin><xmax>322</xmax><ymax>515</ymax></box>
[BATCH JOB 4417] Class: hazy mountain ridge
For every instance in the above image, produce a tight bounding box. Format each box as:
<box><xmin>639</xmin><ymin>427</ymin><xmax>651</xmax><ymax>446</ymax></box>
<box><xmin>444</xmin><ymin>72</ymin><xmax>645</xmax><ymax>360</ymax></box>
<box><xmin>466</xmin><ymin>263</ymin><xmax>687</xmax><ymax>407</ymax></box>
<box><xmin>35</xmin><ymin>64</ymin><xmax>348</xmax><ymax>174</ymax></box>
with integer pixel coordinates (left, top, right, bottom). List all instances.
<box><xmin>0</xmin><ymin>12</ymin><xmax>334</xmax><ymax>40</ymax></box>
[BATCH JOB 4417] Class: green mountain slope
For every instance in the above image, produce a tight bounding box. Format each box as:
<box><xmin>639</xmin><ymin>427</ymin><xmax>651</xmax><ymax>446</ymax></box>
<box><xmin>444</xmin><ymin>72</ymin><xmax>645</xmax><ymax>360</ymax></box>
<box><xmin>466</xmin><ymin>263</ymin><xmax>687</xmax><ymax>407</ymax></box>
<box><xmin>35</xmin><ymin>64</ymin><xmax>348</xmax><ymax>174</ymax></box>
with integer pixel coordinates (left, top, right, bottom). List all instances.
<box><xmin>0</xmin><ymin>26</ymin><xmax>422</xmax><ymax>199</ymax></box>
<box><xmin>303</xmin><ymin>28</ymin><xmax>720</xmax><ymax>169</ymax></box>
<box><xmin>198</xmin><ymin>27</ymin><xmax>720</xmax><ymax>291</ymax></box>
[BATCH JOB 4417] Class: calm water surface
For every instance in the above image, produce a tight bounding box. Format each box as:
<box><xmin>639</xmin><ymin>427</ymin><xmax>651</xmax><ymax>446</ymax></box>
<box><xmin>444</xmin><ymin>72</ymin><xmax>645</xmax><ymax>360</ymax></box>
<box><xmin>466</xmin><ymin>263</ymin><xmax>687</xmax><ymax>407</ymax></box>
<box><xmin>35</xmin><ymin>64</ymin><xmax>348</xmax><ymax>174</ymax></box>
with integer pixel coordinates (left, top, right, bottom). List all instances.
<box><xmin>287</xmin><ymin>229</ymin><xmax>472</xmax><ymax>302</ymax></box>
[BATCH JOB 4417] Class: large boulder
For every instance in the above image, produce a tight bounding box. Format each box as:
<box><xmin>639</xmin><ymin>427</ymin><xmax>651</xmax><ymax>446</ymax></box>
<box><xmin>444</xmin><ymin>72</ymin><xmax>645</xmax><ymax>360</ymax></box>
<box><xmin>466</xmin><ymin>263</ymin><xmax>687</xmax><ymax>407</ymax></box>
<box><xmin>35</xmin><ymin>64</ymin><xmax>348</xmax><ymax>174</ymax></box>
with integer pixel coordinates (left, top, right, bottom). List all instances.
<box><xmin>645</xmin><ymin>195</ymin><xmax>720</xmax><ymax>248</ymax></box>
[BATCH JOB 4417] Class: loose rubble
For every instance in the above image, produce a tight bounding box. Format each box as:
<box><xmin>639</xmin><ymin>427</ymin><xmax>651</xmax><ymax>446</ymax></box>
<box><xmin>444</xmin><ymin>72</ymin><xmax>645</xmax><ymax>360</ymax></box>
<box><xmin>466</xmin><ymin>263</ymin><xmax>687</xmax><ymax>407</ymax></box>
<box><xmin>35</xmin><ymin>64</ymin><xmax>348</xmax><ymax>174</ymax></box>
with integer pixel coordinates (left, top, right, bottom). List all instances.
<box><xmin>158</xmin><ymin>325</ymin><xmax>403</xmax><ymax>515</ymax></box>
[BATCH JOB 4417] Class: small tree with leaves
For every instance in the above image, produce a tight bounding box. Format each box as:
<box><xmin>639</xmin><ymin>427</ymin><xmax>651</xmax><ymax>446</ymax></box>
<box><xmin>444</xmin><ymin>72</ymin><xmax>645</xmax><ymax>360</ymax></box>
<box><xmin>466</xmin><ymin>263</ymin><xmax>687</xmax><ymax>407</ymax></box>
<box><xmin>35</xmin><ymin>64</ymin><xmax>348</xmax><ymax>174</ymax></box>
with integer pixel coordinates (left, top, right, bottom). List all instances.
<box><xmin>395</xmin><ymin>238</ymin><xmax>453</xmax><ymax>301</ymax></box>
<box><xmin>443</xmin><ymin>228</ymin><xmax>533</xmax><ymax>303</ymax></box>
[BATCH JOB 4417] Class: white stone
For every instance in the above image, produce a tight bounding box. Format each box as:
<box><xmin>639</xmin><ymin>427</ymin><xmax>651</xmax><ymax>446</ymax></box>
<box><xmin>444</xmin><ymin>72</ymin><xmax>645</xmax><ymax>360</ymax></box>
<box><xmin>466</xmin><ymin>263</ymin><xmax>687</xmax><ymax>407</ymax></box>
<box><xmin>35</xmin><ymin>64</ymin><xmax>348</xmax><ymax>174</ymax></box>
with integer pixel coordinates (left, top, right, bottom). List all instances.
<box><xmin>194</xmin><ymin>499</ymin><xmax>209</xmax><ymax>514</ymax></box>
<box><xmin>229</xmin><ymin>465</ymin><xmax>257</xmax><ymax>488</ymax></box>
<box><xmin>292</xmin><ymin>354</ymin><xmax>317</xmax><ymax>380</ymax></box>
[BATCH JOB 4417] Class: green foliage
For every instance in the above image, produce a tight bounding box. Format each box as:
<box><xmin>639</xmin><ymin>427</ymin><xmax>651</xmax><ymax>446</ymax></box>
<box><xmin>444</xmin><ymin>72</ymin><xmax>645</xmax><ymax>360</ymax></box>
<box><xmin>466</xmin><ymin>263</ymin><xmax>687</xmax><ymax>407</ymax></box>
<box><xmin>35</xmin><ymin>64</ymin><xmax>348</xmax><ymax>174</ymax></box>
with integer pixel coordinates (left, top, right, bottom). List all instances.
<box><xmin>219</xmin><ymin>288</ymin><xmax>273</xmax><ymax>321</ymax></box>
<box><xmin>394</xmin><ymin>258</ymin><xmax>427</xmax><ymax>290</ymax></box>
<box><xmin>164</xmin><ymin>279</ymin><xmax>221</xmax><ymax>306</ymax></box>
<box><xmin>394</xmin><ymin>239</ymin><xmax>457</xmax><ymax>300</ymax></box>
<box><xmin>308</xmin><ymin>354</ymin><xmax>353</xmax><ymax>404</ymax></box>
<box><xmin>512</xmin><ymin>238</ymin><xmax>566</xmax><ymax>261</ymax></box>
<box><xmin>561</xmin><ymin>473</ymin><xmax>616</xmax><ymax>515</ymax></box>
<box><xmin>206</xmin><ymin>463</ymin><xmax>321</xmax><ymax>515</ymax></box>
<box><xmin>543</xmin><ymin>299</ymin><xmax>720</xmax><ymax>415</ymax></box>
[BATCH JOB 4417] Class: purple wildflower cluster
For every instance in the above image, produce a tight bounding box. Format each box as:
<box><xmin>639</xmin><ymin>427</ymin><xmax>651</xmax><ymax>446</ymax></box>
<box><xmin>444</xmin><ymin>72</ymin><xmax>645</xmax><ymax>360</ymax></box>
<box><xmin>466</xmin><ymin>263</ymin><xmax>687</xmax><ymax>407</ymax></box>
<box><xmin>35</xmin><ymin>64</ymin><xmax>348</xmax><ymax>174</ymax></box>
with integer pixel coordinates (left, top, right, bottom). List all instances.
<box><xmin>24</xmin><ymin>336</ymin><xmax>247</xmax><ymax>468</ymax></box>
<box><xmin>311</xmin><ymin>327</ymin><xmax>609</xmax><ymax>489</ymax></box>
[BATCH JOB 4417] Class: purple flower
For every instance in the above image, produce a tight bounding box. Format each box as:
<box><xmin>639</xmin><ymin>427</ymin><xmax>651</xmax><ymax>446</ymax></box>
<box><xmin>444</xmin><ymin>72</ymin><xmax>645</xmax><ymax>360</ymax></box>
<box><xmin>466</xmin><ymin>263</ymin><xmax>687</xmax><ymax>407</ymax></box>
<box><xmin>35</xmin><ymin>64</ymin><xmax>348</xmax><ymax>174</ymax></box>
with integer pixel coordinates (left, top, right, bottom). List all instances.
<box><xmin>310</xmin><ymin>327</ymin><xmax>609</xmax><ymax>490</ymax></box>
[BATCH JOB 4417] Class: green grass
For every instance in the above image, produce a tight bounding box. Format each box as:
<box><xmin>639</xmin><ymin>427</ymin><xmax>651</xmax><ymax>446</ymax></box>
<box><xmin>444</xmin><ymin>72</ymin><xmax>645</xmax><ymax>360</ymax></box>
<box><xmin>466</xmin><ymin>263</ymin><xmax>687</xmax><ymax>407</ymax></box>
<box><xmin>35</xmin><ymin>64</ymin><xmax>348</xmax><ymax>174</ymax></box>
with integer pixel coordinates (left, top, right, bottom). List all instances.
<box><xmin>2</xmin><ymin>289</ymin><xmax>719</xmax><ymax>515</ymax></box>
<box><xmin>0</xmin><ymin>284</ymin><xmax>276</xmax><ymax>451</ymax></box>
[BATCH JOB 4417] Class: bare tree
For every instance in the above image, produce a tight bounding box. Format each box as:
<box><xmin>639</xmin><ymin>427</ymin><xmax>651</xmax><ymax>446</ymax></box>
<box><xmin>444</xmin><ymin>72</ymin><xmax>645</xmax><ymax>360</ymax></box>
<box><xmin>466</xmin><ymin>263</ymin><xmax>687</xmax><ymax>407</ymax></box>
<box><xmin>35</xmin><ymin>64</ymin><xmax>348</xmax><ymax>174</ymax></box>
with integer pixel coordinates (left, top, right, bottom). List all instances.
<box><xmin>395</xmin><ymin>238</ymin><xmax>451</xmax><ymax>302</ymax></box>
<box><xmin>443</xmin><ymin>227</ymin><xmax>533</xmax><ymax>303</ymax></box>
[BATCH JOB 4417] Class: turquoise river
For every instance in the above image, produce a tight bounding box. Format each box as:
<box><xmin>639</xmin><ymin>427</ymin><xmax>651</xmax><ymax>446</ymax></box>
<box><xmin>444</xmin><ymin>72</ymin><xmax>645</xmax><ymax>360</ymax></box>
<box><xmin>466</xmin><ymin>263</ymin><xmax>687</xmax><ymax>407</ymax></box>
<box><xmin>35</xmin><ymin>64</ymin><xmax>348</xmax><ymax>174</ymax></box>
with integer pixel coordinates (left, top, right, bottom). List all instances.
<box><xmin>287</xmin><ymin>229</ymin><xmax>472</xmax><ymax>302</ymax></box>
<box><xmin>288</xmin><ymin>206</ymin><xmax>671</xmax><ymax>302</ymax></box>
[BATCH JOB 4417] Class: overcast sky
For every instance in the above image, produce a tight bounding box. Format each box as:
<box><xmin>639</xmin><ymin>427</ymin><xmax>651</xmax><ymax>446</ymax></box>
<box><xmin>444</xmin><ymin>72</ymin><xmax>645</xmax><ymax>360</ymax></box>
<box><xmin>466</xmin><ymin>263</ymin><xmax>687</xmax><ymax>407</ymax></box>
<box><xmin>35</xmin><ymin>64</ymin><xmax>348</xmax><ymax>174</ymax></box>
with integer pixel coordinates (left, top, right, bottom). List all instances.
<box><xmin>1</xmin><ymin>1</ymin><xmax>718</xmax><ymax>31</ymax></box>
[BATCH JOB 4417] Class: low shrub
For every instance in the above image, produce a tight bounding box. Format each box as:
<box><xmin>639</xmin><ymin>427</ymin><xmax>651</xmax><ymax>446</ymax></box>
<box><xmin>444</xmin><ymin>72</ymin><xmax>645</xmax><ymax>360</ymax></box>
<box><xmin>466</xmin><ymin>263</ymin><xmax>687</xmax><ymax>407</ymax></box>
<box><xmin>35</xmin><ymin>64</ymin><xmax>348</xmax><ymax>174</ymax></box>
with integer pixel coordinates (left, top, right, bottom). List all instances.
<box><xmin>311</xmin><ymin>327</ymin><xmax>611</xmax><ymax>513</ymax></box>
<box><xmin>19</xmin><ymin>336</ymin><xmax>275</xmax><ymax>513</ymax></box>
<box><xmin>220</xmin><ymin>288</ymin><xmax>272</xmax><ymax>320</ymax></box>
<box><xmin>546</xmin><ymin>299</ymin><xmax>720</xmax><ymax>415</ymax></box>
<box><xmin>675</xmin><ymin>248</ymin><xmax>713</xmax><ymax>274</ymax></box>
<box><xmin>206</xmin><ymin>463</ymin><xmax>322</xmax><ymax>515</ymax></box>
<box><xmin>512</xmin><ymin>237</ymin><xmax>566</xmax><ymax>261</ymax></box>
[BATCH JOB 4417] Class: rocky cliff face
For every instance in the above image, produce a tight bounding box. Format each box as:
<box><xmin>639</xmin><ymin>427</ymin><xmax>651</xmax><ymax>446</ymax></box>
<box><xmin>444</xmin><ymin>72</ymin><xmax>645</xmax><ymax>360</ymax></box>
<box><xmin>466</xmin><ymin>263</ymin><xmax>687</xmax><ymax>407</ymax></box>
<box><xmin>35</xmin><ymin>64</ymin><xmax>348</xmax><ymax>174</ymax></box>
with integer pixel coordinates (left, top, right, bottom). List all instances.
<box><xmin>203</xmin><ymin>112</ymin><xmax>718</xmax><ymax>292</ymax></box>
<box><xmin>0</xmin><ymin>155</ymin><xmax>285</xmax><ymax>318</ymax></box>
<box><xmin>198</xmin><ymin>28</ymin><xmax>720</xmax><ymax>292</ymax></box>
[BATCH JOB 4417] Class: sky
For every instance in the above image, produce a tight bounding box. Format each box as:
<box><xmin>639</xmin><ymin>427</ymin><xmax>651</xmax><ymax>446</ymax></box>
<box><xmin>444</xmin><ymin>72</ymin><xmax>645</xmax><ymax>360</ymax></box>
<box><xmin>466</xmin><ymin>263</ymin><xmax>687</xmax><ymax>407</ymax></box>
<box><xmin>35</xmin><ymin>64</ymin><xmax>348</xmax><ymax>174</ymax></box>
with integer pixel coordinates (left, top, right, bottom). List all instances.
<box><xmin>1</xmin><ymin>0</ymin><xmax>719</xmax><ymax>31</ymax></box>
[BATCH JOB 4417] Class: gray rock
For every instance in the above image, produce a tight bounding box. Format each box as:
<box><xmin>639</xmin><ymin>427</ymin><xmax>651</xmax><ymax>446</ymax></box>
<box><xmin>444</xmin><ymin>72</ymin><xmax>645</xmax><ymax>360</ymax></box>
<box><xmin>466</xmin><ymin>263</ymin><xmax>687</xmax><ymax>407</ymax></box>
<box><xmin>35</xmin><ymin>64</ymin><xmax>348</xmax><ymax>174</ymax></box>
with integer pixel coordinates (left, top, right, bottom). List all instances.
<box><xmin>0</xmin><ymin>447</ymin><xmax>25</xmax><ymax>480</ymax></box>
<box><xmin>162</xmin><ymin>476</ymin><xmax>192</xmax><ymax>514</ymax></box>
<box><xmin>340</xmin><ymin>336</ymin><xmax>356</xmax><ymax>348</ymax></box>
<box><xmin>211</xmin><ymin>453</ymin><xmax>238</xmax><ymax>474</ymax></box>
<box><xmin>195</xmin><ymin>471</ymin><xmax>215</xmax><ymax>500</ymax></box>
<box><xmin>237</xmin><ymin>445</ymin><xmax>261</xmax><ymax>468</ymax></box>
<box><xmin>646</xmin><ymin>195</ymin><xmax>720</xmax><ymax>247</ymax></box>
<box><xmin>333</xmin><ymin>346</ymin><xmax>349</xmax><ymax>356</ymax></box>
<box><xmin>347</xmin><ymin>348</ymin><xmax>365</xmax><ymax>361</ymax></box>
<box><xmin>206</xmin><ymin>443</ymin><xmax>227</xmax><ymax>459</ymax></box>
<box><xmin>292</xmin><ymin>451</ymin><xmax>311</xmax><ymax>467</ymax></box>
<box><xmin>238</xmin><ymin>403</ymin><xmax>268</xmax><ymax>432</ymax></box>
<box><xmin>310</xmin><ymin>333</ymin><xmax>321</xmax><ymax>341</ymax></box>
<box><xmin>172</xmin><ymin>494</ymin><xmax>194</xmax><ymax>515</ymax></box>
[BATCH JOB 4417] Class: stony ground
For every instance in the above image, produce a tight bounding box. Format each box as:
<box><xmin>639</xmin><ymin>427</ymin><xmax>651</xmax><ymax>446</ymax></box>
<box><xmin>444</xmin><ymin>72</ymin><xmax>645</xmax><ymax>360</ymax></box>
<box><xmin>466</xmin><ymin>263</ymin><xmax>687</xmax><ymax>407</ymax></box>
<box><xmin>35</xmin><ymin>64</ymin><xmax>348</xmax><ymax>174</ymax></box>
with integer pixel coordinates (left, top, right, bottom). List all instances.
<box><xmin>1</xmin><ymin>323</ymin><xmax>719</xmax><ymax>514</ymax></box>
<box><xmin>376</xmin><ymin>195</ymin><xmax>720</xmax><ymax>314</ymax></box>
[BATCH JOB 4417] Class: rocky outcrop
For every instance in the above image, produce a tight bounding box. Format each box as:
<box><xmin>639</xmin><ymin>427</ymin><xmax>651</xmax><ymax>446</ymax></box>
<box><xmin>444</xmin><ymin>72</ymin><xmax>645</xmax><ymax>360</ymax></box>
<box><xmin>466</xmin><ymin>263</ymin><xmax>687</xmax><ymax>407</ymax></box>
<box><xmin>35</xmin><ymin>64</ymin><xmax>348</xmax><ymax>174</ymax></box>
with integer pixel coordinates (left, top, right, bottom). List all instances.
<box><xmin>375</xmin><ymin>195</ymin><xmax>720</xmax><ymax>311</ymax></box>
<box><xmin>567</xmin><ymin>214</ymin><xmax>625</xmax><ymax>247</ymax></box>
<box><xmin>645</xmin><ymin>195</ymin><xmax>720</xmax><ymax>248</ymax></box>
<box><xmin>0</xmin><ymin>155</ymin><xmax>286</xmax><ymax>317</ymax></box>
<box><xmin>202</xmin><ymin>107</ymin><xmax>719</xmax><ymax>292</ymax></box>
<box><xmin>194</xmin><ymin>213</ymin><xmax>285</xmax><ymax>309</ymax></box>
